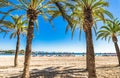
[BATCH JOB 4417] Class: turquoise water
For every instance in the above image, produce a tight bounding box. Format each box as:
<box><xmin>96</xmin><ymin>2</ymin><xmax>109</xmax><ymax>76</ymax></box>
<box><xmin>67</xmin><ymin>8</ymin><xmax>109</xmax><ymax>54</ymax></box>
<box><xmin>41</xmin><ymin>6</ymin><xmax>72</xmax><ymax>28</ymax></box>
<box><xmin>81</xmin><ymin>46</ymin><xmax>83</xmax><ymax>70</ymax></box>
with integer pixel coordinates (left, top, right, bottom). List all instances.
<box><xmin>0</xmin><ymin>53</ymin><xmax>116</xmax><ymax>56</ymax></box>
<box><xmin>32</xmin><ymin>52</ymin><xmax>116</xmax><ymax>56</ymax></box>
<box><xmin>0</xmin><ymin>54</ymin><xmax>24</xmax><ymax>56</ymax></box>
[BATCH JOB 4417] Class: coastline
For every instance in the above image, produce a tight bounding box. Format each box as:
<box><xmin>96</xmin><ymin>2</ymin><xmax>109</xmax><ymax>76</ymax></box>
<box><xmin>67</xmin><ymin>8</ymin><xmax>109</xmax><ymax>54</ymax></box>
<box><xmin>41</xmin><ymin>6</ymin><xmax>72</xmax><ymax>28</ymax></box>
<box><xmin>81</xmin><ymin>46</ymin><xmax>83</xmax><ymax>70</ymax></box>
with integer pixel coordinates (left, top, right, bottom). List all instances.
<box><xmin>0</xmin><ymin>52</ymin><xmax>117</xmax><ymax>57</ymax></box>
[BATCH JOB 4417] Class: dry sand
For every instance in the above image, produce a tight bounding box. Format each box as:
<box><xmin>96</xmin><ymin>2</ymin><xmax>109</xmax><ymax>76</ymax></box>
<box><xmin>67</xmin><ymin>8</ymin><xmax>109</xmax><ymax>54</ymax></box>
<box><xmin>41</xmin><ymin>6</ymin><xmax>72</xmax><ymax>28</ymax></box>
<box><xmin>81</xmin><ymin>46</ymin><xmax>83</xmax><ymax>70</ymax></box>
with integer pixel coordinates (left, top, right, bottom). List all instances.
<box><xmin>0</xmin><ymin>56</ymin><xmax>120</xmax><ymax>78</ymax></box>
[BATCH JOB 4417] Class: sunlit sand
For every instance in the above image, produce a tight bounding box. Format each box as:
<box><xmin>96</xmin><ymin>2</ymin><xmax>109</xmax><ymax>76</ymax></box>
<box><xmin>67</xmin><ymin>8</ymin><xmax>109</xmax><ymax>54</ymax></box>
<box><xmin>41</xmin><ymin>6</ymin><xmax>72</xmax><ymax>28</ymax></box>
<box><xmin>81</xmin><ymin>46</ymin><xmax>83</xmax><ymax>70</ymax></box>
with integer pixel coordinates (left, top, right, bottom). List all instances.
<box><xmin>0</xmin><ymin>56</ymin><xmax>120</xmax><ymax>78</ymax></box>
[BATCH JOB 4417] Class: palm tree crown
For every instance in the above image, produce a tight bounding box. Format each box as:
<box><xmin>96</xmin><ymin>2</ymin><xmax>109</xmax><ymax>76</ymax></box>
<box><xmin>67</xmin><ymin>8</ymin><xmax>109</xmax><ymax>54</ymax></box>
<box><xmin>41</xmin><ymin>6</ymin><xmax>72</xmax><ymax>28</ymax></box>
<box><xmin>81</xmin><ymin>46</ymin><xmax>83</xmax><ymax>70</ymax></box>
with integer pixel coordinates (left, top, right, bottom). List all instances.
<box><xmin>1</xmin><ymin>15</ymin><xmax>27</xmax><ymax>36</ymax></box>
<box><xmin>97</xmin><ymin>19</ymin><xmax>120</xmax><ymax>42</ymax></box>
<box><xmin>65</xmin><ymin>0</ymin><xmax>113</xmax><ymax>33</ymax></box>
<box><xmin>10</xmin><ymin>15</ymin><xmax>27</xmax><ymax>38</ymax></box>
<box><xmin>15</xmin><ymin>0</ymin><xmax>69</xmax><ymax>25</ymax></box>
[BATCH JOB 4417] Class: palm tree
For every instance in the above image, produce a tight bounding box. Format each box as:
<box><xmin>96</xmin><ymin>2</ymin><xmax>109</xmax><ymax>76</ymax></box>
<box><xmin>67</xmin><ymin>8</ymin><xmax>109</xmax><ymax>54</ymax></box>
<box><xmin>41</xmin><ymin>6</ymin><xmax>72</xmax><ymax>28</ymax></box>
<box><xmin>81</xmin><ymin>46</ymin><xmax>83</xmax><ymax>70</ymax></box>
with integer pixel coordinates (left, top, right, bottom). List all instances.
<box><xmin>97</xmin><ymin>19</ymin><xmax>120</xmax><ymax>66</ymax></box>
<box><xmin>59</xmin><ymin>0</ymin><xmax>113</xmax><ymax>78</ymax></box>
<box><xmin>10</xmin><ymin>0</ymin><xmax>73</xmax><ymax>77</ymax></box>
<box><xmin>1</xmin><ymin>15</ymin><xmax>27</xmax><ymax>67</ymax></box>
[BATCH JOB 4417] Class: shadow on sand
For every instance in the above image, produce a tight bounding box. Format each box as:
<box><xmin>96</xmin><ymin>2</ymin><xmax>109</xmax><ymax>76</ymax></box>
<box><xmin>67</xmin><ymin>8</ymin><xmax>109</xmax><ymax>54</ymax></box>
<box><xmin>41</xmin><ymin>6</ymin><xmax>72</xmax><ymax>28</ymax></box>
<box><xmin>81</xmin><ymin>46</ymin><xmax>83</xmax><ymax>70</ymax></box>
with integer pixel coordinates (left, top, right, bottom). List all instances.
<box><xmin>9</xmin><ymin>65</ymin><xmax>120</xmax><ymax>78</ymax></box>
<box><xmin>96</xmin><ymin>65</ymin><xmax>120</xmax><ymax>69</ymax></box>
<box><xmin>10</xmin><ymin>66</ymin><xmax>87</xmax><ymax>78</ymax></box>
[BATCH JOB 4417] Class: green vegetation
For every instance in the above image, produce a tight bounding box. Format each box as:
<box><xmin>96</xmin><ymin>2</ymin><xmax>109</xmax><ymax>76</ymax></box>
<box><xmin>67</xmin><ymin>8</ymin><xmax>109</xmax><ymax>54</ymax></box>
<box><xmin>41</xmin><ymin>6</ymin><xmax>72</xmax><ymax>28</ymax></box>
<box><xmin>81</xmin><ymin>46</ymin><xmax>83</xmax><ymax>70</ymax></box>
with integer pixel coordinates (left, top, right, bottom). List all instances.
<box><xmin>97</xmin><ymin>19</ymin><xmax>120</xmax><ymax>66</ymax></box>
<box><xmin>2</xmin><ymin>49</ymin><xmax>25</xmax><ymax>54</ymax></box>
<box><xmin>4</xmin><ymin>50</ymin><xmax>15</xmax><ymax>54</ymax></box>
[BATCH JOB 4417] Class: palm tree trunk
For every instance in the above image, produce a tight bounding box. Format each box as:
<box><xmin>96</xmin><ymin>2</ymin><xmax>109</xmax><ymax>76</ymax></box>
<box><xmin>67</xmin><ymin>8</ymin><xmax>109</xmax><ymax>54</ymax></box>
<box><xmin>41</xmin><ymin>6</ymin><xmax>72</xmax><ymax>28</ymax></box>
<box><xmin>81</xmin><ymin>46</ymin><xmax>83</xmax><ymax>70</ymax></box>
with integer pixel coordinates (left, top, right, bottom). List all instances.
<box><xmin>85</xmin><ymin>28</ymin><xmax>96</xmax><ymax>78</ymax></box>
<box><xmin>83</xmin><ymin>7</ymin><xmax>96</xmax><ymax>78</ymax></box>
<box><xmin>22</xmin><ymin>19</ymin><xmax>34</xmax><ymax>78</ymax></box>
<box><xmin>114</xmin><ymin>42</ymin><xmax>120</xmax><ymax>65</ymax></box>
<box><xmin>14</xmin><ymin>33</ymin><xmax>20</xmax><ymax>67</ymax></box>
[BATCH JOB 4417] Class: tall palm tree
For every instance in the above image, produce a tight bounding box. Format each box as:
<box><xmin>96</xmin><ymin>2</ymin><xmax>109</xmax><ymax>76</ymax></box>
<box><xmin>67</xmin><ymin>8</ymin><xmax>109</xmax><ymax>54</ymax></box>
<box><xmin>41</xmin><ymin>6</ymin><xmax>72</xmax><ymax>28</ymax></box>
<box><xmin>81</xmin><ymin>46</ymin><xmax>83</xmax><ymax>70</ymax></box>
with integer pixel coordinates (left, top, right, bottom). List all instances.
<box><xmin>59</xmin><ymin>0</ymin><xmax>113</xmax><ymax>78</ymax></box>
<box><xmin>1</xmin><ymin>15</ymin><xmax>27</xmax><ymax>67</ymax></box>
<box><xmin>10</xmin><ymin>0</ymin><xmax>73</xmax><ymax>77</ymax></box>
<box><xmin>97</xmin><ymin>19</ymin><xmax>120</xmax><ymax>66</ymax></box>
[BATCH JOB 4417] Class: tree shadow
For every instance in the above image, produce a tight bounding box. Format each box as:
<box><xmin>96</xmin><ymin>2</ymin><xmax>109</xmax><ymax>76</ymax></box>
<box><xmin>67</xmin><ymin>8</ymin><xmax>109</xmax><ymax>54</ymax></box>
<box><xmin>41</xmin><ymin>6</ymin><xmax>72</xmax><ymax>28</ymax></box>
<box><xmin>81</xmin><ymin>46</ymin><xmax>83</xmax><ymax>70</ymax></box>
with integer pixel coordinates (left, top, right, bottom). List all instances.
<box><xmin>4</xmin><ymin>65</ymin><xmax>120</xmax><ymax>78</ymax></box>
<box><xmin>0</xmin><ymin>66</ymin><xmax>14</xmax><ymax>69</ymax></box>
<box><xmin>11</xmin><ymin>66</ymin><xmax>87</xmax><ymax>78</ymax></box>
<box><xmin>96</xmin><ymin>65</ymin><xmax>120</xmax><ymax>69</ymax></box>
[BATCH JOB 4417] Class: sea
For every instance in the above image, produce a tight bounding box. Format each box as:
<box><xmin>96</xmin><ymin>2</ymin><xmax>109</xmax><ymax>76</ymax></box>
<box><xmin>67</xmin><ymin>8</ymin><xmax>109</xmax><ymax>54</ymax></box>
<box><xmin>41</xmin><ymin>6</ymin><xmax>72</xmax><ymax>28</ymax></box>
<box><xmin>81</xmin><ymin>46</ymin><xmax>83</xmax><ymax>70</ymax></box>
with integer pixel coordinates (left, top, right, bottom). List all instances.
<box><xmin>0</xmin><ymin>54</ymin><xmax>24</xmax><ymax>56</ymax></box>
<box><xmin>0</xmin><ymin>52</ymin><xmax>117</xmax><ymax>56</ymax></box>
<box><xmin>32</xmin><ymin>52</ymin><xmax>117</xmax><ymax>56</ymax></box>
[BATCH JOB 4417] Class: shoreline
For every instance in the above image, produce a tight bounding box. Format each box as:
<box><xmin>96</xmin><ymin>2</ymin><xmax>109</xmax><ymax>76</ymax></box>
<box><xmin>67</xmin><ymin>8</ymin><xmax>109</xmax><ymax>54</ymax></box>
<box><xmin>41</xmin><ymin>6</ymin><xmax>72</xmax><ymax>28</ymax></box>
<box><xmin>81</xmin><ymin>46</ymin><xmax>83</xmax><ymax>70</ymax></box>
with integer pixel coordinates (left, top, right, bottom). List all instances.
<box><xmin>0</xmin><ymin>52</ymin><xmax>117</xmax><ymax>57</ymax></box>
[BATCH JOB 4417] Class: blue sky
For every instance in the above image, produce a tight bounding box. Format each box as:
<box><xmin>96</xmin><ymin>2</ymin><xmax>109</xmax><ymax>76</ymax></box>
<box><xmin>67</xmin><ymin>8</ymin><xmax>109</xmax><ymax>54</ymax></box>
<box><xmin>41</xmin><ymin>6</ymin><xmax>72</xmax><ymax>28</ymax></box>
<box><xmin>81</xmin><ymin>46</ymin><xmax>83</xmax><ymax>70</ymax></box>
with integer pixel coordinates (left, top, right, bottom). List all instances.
<box><xmin>0</xmin><ymin>0</ymin><xmax>120</xmax><ymax>53</ymax></box>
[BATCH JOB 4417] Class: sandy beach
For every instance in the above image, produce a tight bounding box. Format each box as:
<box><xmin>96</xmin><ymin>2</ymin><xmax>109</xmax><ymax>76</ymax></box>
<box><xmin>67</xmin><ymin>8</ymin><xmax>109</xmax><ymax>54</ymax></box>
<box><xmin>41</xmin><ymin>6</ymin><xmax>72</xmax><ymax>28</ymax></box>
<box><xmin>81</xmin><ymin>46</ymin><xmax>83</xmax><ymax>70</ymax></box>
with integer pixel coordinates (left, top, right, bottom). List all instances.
<box><xmin>0</xmin><ymin>56</ymin><xmax>120</xmax><ymax>78</ymax></box>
